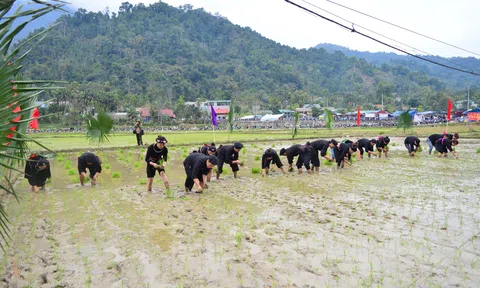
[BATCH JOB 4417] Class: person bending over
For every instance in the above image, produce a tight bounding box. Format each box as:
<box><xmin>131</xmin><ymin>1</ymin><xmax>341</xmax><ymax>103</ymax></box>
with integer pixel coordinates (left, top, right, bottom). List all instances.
<box><xmin>24</xmin><ymin>154</ymin><xmax>51</xmax><ymax>192</ymax></box>
<box><xmin>183</xmin><ymin>153</ymin><xmax>218</xmax><ymax>193</ymax></box>
<box><xmin>404</xmin><ymin>136</ymin><xmax>421</xmax><ymax>157</ymax></box>
<box><xmin>261</xmin><ymin>148</ymin><xmax>286</xmax><ymax>176</ymax></box>
<box><xmin>216</xmin><ymin>142</ymin><xmax>243</xmax><ymax>179</ymax></box>
<box><xmin>78</xmin><ymin>152</ymin><xmax>102</xmax><ymax>186</ymax></box>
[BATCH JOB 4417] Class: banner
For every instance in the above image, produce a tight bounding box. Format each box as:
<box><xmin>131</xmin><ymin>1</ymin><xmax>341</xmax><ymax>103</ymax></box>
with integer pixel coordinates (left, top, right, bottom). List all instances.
<box><xmin>468</xmin><ymin>112</ymin><xmax>480</xmax><ymax>121</ymax></box>
<box><xmin>29</xmin><ymin>107</ymin><xmax>39</xmax><ymax>130</ymax></box>
<box><xmin>210</xmin><ymin>105</ymin><xmax>218</xmax><ymax>126</ymax></box>
<box><xmin>447</xmin><ymin>99</ymin><xmax>453</xmax><ymax>120</ymax></box>
<box><xmin>356</xmin><ymin>108</ymin><xmax>360</xmax><ymax>126</ymax></box>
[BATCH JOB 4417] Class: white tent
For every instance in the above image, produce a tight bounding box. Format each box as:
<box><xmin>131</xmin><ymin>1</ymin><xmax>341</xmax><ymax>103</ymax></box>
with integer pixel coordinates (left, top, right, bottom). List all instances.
<box><xmin>239</xmin><ymin>115</ymin><xmax>256</xmax><ymax>120</ymax></box>
<box><xmin>260</xmin><ymin>114</ymin><xmax>284</xmax><ymax>122</ymax></box>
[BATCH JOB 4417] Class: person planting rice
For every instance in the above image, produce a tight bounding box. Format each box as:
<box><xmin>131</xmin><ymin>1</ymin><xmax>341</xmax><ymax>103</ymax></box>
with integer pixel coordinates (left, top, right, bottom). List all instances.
<box><xmin>216</xmin><ymin>142</ymin><xmax>243</xmax><ymax>179</ymax></box>
<box><xmin>345</xmin><ymin>141</ymin><xmax>358</xmax><ymax>164</ymax></box>
<box><xmin>78</xmin><ymin>152</ymin><xmax>102</xmax><ymax>186</ymax></box>
<box><xmin>426</xmin><ymin>133</ymin><xmax>459</xmax><ymax>154</ymax></box>
<box><xmin>404</xmin><ymin>136</ymin><xmax>421</xmax><ymax>157</ymax></box>
<box><xmin>280</xmin><ymin>143</ymin><xmax>313</xmax><ymax>174</ymax></box>
<box><xmin>24</xmin><ymin>154</ymin><xmax>51</xmax><ymax>192</ymax></box>
<box><xmin>183</xmin><ymin>153</ymin><xmax>218</xmax><ymax>193</ymax></box>
<box><xmin>376</xmin><ymin>136</ymin><xmax>390</xmax><ymax>158</ymax></box>
<box><xmin>435</xmin><ymin>137</ymin><xmax>459</xmax><ymax>158</ymax></box>
<box><xmin>145</xmin><ymin>135</ymin><xmax>169</xmax><ymax>192</ymax></box>
<box><xmin>328</xmin><ymin>139</ymin><xmax>338</xmax><ymax>159</ymax></box>
<box><xmin>357</xmin><ymin>138</ymin><xmax>377</xmax><ymax>159</ymax></box>
<box><xmin>331</xmin><ymin>140</ymin><xmax>356</xmax><ymax>169</ymax></box>
<box><xmin>199</xmin><ymin>143</ymin><xmax>216</xmax><ymax>155</ymax></box>
<box><xmin>200</xmin><ymin>144</ymin><xmax>217</xmax><ymax>156</ymax></box>
<box><xmin>310</xmin><ymin>140</ymin><xmax>333</xmax><ymax>171</ymax></box>
<box><xmin>261</xmin><ymin>148</ymin><xmax>286</xmax><ymax>176</ymax></box>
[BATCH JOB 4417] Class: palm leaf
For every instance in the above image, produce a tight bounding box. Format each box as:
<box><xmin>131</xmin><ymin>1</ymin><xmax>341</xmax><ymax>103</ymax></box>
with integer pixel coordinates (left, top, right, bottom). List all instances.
<box><xmin>227</xmin><ymin>101</ymin><xmax>234</xmax><ymax>133</ymax></box>
<box><xmin>292</xmin><ymin>111</ymin><xmax>299</xmax><ymax>139</ymax></box>
<box><xmin>325</xmin><ymin>109</ymin><xmax>334</xmax><ymax>131</ymax></box>
<box><xmin>397</xmin><ymin>110</ymin><xmax>412</xmax><ymax>134</ymax></box>
<box><xmin>0</xmin><ymin>0</ymin><xmax>64</xmax><ymax>251</ymax></box>
<box><xmin>86</xmin><ymin>111</ymin><xmax>114</xmax><ymax>145</ymax></box>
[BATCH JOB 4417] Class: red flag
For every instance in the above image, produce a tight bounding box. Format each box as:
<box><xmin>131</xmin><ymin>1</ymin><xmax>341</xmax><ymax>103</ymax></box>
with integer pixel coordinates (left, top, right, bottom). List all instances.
<box><xmin>29</xmin><ymin>108</ymin><xmax>39</xmax><ymax>130</ymax></box>
<box><xmin>356</xmin><ymin>108</ymin><xmax>361</xmax><ymax>127</ymax></box>
<box><xmin>447</xmin><ymin>99</ymin><xmax>453</xmax><ymax>120</ymax></box>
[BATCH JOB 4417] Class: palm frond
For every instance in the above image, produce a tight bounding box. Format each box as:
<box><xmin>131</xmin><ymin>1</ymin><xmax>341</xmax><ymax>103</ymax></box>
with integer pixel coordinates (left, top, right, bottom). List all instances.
<box><xmin>325</xmin><ymin>109</ymin><xmax>334</xmax><ymax>131</ymax></box>
<box><xmin>0</xmin><ymin>0</ymin><xmax>64</xmax><ymax>251</ymax></box>
<box><xmin>86</xmin><ymin>111</ymin><xmax>114</xmax><ymax>145</ymax></box>
<box><xmin>397</xmin><ymin>110</ymin><xmax>412</xmax><ymax>134</ymax></box>
<box><xmin>292</xmin><ymin>111</ymin><xmax>299</xmax><ymax>139</ymax></box>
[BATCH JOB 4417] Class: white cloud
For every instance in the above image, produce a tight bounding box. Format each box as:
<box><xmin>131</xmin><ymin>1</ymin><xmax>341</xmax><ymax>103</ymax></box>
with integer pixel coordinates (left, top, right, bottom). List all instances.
<box><xmin>67</xmin><ymin>0</ymin><xmax>480</xmax><ymax>58</ymax></box>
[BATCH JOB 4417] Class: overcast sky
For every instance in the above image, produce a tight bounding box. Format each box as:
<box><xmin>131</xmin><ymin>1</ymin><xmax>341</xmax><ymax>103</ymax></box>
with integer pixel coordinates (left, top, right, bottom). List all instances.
<box><xmin>67</xmin><ymin>0</ymin><xmax>480</xmax><ymax>58</ymax></box>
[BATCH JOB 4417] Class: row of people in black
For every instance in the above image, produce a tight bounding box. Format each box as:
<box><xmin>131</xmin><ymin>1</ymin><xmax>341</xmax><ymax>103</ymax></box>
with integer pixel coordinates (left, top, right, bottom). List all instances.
<box><xmin>24</xmin><ymin>133</ymin><xmax>460</xmax><ymax>193</ymax></box>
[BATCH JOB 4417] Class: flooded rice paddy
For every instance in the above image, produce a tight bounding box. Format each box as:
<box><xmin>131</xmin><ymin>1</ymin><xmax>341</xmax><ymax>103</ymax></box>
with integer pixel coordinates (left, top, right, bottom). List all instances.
<box><xmin>1</xmin><ymin>137</ymin><xmax>480</xmax><ymax>287</ymax></box>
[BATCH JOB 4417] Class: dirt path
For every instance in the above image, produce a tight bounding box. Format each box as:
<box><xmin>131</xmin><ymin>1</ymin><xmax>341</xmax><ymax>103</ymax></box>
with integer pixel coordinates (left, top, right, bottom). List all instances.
<box><xmin>1</xmin><ymin>138</ymin><xmax>479</xmax><ymax>287</ymax></box>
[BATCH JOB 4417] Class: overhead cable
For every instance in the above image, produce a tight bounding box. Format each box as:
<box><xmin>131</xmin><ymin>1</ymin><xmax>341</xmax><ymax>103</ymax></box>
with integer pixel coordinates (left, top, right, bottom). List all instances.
<box><xmin>284</xmin><ymin>0</ymin><xmax>480</xmax><ymax>76</ymax></box>
<box><xmin>299</xmin><ymin>0</ymin><xmax>474</xmax><ymax>71</ymax></box>
<box><xmin>325</xmin><ymin>0</ymin><xmax>480</xmax><ymax>58</ymax></box>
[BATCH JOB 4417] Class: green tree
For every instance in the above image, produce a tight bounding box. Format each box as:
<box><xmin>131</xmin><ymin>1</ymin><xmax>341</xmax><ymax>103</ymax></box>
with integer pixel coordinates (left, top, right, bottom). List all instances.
<box><xmin>175</xmin><ymin>95</ymin><xmax>185</xmax><ymax>120</ymax></box>
<box><xmin>397</xmin><ymin>110</ymin><xmax>412</xmax><ymax>134</ymax></box>
<box><xmin>13</xmin><ymin>0</ymin><xmax>470</xmax><ymax>115</ymax></box>
<box><xmin>311</xmin><ymin>106</ymin><xmax>321</xmax><ymax>118</ymax></box>
<box><xmin>127</xmin><ymin>107</ymin><xmax>140</xmax><ymax>122</ymax></box>
<box><xmin>0</xmin><ymin>0</ymin><xmax>65</xmax><ymax>250</ymax></box>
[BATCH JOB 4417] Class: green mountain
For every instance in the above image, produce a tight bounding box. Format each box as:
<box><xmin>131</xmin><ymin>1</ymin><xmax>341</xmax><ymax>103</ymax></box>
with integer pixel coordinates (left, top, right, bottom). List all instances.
<box><xmin>18</xmin><ymin>1</ymin><xmax>479</xmax><ymax>123</ymax></box>
<box><xmin>315</xmin><ymin>43</ymin><xmax>480</xmax><ymax>91</ymax></box>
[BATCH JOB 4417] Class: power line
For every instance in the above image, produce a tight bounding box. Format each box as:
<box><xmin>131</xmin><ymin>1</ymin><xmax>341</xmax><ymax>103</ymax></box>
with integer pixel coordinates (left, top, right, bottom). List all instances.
<box><xmin>325</xmin><ymin>0</ymin><xmax>480</xmax><ymax>58</ymax></box>
<box><xmin>299</xmin><ymin>0</ymin><xmax>474</xmax><ymax>72</ymax></box>
<box><xmin>284</xmin><ymin>0</ymin><xmax>480</xmax><ymax>76</ymax></box>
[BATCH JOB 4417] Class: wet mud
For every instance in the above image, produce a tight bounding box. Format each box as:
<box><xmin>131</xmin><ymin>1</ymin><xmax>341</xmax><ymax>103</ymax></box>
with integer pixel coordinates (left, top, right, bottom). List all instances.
<box><xmin>1</xmin><ymin>138</ymin><xmax>479</xmax><ymax>287</ymax></box>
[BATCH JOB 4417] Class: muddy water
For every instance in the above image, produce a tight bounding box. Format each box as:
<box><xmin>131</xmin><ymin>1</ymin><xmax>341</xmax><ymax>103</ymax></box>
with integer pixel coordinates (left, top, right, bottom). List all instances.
<box><xmin>1</xmin><ymin>138</ymin><xmax>480</xmax><ymax>287</ymax></box>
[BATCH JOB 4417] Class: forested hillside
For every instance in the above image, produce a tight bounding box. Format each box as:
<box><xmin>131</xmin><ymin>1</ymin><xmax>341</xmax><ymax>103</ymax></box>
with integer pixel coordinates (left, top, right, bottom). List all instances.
<box><xmin>316</xmin><ymin>43</ymin><xmax>480</xmax><ymax>91</ymax></box>
<box><xmin>18</xmin><ymin>1</ymin><xmax>479</xmax><ymax>123</ymax></box>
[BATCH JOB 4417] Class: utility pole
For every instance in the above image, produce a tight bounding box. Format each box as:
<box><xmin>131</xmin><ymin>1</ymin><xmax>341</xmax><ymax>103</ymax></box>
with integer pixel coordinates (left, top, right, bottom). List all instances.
<box><xmin>381</xmin><ymin>93</ymin><xmax>384</xmax><ymax>111</ymax></box>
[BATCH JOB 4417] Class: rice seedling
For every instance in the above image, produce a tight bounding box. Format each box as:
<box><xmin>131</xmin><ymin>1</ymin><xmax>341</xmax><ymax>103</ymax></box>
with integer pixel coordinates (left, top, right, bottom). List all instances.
<box><xmin>166</xmin><ymin>189</ymin><xmax>174</xmax><ymax>198</ymax></box>
<box><xmin>67</xmin><ymin>169</ymin><xmax>75</xmax><ymax>176</ymax></box>
<box><xmin>241</xmin><ymin>147</ymin><xmax>247</xmax><ymax>154</ymax></box>
<box><xmin>112</xmin><ymin>172</ymin><xmax>121</xmax><ymax>178</ymax></box>
<box><xmin>254</xmin><ymin>155</ymin><xmax>261</xmax><ymax>161</ymax></box>
<box><xmin>477</xmin><ymin>148</ymin><xmax>480</xmax><ymax>153</ymax></box>
<box><xmin>105</xmin><ymin>164</ymin><xmax>111</xmax><ymax>169</ymax></box>
<box><xmin>139</xmin><ymin>179</ymin><xmax>147</xmax><ymax>185</ymax></box>
<box><xmin>134</xmin><ymin>161</ymin><xmax>141</xmax><ymax>168</ymax></box>
<box><xmin>56</xmin><ymin>157</ymin><xmax>64</xmax><ymax>163</ymax></box>
<box><xmin>64</xmin><ymin>160</ymin><xmax>72</xmax><ymax>170</ymax></box>
<box><xmin>235</xmin><ymin>231</ymin><xmax>243</xmax><ymax>247</ymax></box>
<box><xmin>251</xmin><ymin>168</ymin><xmax>261</xmax><ymax>174</ymax></box>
